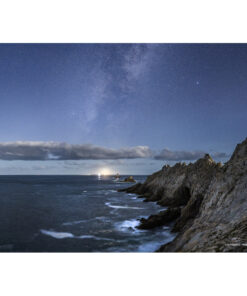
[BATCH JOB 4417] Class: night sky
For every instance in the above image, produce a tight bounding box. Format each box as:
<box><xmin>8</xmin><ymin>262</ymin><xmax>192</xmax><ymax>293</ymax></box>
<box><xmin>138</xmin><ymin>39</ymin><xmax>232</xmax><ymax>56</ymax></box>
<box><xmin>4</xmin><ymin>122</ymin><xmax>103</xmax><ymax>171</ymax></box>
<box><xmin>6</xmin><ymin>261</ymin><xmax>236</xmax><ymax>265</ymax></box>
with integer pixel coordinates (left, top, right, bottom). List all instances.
<box><xmin>0</xmin><ymin>44</ymin><xmax>246</xmax><ymax>174</ymax></box>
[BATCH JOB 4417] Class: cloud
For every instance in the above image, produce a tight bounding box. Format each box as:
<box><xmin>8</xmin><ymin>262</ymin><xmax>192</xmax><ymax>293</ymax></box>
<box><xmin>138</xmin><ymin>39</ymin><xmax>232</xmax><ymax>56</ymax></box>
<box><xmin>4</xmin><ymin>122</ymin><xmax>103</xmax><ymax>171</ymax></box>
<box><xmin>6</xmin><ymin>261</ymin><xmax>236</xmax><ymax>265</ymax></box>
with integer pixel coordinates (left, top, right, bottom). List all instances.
<box><xmin>0</xmin><ymin>141</ymin><xmax>152</xmax><ymax>161</ymax></box>
<box><xmin>211</xmin><ymin>152</ymin><xmax>228</xmax><ymax>159</ymax></box>
<box><xmin>0</xmin><ymin>141</ymin><xmax>228</xmax><ymax>162</ymax></box>
<box><xmin>154</xmin><ymin>148</ymin><xmax>228</xmax><ymax>161</ymax></box>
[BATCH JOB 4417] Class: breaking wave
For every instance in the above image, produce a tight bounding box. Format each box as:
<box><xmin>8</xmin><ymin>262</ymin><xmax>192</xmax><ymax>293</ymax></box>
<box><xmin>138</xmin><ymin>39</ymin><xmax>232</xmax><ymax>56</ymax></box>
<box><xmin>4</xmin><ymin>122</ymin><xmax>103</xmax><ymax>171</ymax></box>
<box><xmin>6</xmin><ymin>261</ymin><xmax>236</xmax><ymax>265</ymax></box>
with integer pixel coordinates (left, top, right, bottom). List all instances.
<box><xmin>114</xmin><ymin>219</ymin><xmax>142</xmax><ymax>233</ymax></box>
<box><xmin>105</xmin><ymin>202</ymin><xmax>143</xmax><ymax>210</ymax></box>
<box><xmin>40</xmin><ymin>229</ymin><xmax>115</xmax><ymax>241</ymax></box>
<box><xmin>40</xmin><ymin>229</ymin><xmax>74</xmax><ymax>239</ymax></box>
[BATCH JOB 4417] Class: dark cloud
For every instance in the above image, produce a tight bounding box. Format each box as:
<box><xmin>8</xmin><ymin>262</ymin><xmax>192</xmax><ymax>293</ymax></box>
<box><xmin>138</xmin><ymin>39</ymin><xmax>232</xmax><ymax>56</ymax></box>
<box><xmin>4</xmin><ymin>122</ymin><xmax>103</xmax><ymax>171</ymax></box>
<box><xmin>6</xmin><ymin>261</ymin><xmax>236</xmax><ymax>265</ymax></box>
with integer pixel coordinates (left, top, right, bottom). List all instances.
<box><xmin>0</xmin><ymin>142</ymin><xmax>152</xmax><ymax>161</ymax></box>
<box><xmin>154</xmin><ymin>148</ymin><xmax>228</xmax><ymax>161</ymax></box>
<box><xmin>211</xmin><ymin>152</ymin><xmax>229</xmax><ymax>159</ymax></box>
<box><xmin>0</xmin><ymin>142</ymin><xmax>228</xmax><ymax>162</ymax></box>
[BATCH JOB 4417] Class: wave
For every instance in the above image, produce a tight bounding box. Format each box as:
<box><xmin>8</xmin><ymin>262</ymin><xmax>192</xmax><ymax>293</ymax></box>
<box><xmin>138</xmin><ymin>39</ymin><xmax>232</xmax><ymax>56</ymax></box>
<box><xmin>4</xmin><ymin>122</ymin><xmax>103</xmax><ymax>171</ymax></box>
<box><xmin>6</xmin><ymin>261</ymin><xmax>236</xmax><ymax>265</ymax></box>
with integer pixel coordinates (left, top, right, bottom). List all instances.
<box><xmin>62</xmin><ymin>216</ymin><xmax>110</xmax><ymax>226</ymax></box>
<box><xmin>105</xmin><ymin>202</ymin><xmax>143</xmax><ymax>210</ymax></box>
<box><xmin>121</xmin><ymin>219</ymin><xmax>140</xmax><ymax>229</ymax></box>
<box><xmin>115</xmin><ymin>219</ymin><xmax>142</xmax><ymax>233</ymax></box>
<box><xmin>137</xmin><ymin>241</ymin><xmax>163</xmax><ymax>252</ymax></box>
<box><xmin>62</xmin><ymin>219</ymin><xmax>87</xmax><ymax>226</ymax></box>
<box><xmin>40</xmin><ymin>229</ymin><xmax>74</xmax><ymax>239</ymax></box>
<box><xmin>78</xmin><ymin>235</ymin><xmax>95</xmax><ymax>239</ymax></box>
<box><xmin>137</xmin><ymin>233</ymin><xmax>176</xmax><ymax>252</ymax></box>
<box><xmin>79</xmin><ymin>235</ymin><xmax>115</xmax><ymax>242</ymax></box>
<box><xmin>126</xmin><ymin>193</ymin><xmax>137</xmax><ymax>200</ymax></box>
<box><xmin>40</xmin><ymin>229</ymin><xmax>114</xmax><ymax>241</ymax></box>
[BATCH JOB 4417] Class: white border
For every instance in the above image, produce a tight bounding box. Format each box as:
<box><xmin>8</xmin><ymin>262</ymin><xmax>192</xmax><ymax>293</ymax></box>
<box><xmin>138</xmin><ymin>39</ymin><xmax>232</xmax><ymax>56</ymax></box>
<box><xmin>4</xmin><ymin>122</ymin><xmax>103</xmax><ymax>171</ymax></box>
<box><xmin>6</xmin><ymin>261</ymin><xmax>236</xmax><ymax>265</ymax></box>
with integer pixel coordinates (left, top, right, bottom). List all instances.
<box><xmin>0</xmin><ymin>254</ymin><xmax>247</xmax><ymax>296</ymax></box>
<box><xmin>0</xmin><ymin>0</ymin><xmax>246</xmax><ymax>42</ymax></box>
<box><xmin>1</xmin><ymin>0</ymin><xmax>247</xmax><ymax>295</ymax></box>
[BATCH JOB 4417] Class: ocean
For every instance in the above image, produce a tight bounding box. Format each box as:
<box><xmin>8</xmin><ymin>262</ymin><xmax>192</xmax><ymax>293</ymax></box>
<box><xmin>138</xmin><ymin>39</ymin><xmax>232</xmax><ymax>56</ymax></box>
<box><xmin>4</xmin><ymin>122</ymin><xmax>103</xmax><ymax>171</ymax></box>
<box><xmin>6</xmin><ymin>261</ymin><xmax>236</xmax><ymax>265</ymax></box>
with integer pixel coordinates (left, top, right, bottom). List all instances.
<box><xmin>0</xmin><ymin>175</ymin><xmax>175</xmax><ymax>252</ymax></box>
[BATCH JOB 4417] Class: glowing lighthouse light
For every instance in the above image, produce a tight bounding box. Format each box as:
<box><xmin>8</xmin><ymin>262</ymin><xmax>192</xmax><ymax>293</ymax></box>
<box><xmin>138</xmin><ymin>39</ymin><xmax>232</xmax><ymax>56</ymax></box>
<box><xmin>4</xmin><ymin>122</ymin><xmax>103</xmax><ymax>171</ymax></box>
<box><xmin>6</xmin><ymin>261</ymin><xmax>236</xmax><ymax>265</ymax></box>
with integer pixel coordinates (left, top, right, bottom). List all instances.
<box><xmin>98</xmin><ymin>168</ymin><xmax>112</xmax><ymax>176</ymax></box>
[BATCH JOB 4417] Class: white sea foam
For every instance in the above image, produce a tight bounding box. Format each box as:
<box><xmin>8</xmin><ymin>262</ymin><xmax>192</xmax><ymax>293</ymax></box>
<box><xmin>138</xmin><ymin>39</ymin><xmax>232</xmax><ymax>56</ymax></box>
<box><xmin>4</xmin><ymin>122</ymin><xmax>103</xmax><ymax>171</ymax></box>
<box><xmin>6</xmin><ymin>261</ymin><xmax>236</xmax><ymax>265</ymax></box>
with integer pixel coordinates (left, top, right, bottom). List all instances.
<box><xmin>78</xmin><ymin>235</ymin><xmax>114</xmax><ymax>241</ymax></box>
<box><xmin>105</xmin><ymin>202</ymin><xmax>143</xmax><ymax>210</ymax></box>
<box><xmin>40</xmin><ymin>229</ymin><xmax>114</xmax><ymax>241</ymax></box>
<box><xmin>40</xmin><ymin>229</ymin><xmax>74</xmax><ymax>239</ymax></box>
<box><xmin>121</xmin><ymin>219</ymin><xmax>140</xmax><ymax>229</ymax></box>
<box><xmin>95</xmin><ymin>236</ymin><xmax>114</xmax><ymax>241</ymax></box>
<box><xmin>62</xmin><ymin>219</ymin><xmax>88</xmax><ymax>226</ymax></box>
<box><xmin>115</xmin><ymin>219</ymin><xmax>142</xmax><ymax>233</ymax></box>
<box><xmin>95</xmin><ymin>216</ymin><xmax>105</xmax><ymax>220</ymax></box>
<box><xmin>78</xmin><ymin>235</ymin><xmax>95</xmax><ymax>239</ymax></box>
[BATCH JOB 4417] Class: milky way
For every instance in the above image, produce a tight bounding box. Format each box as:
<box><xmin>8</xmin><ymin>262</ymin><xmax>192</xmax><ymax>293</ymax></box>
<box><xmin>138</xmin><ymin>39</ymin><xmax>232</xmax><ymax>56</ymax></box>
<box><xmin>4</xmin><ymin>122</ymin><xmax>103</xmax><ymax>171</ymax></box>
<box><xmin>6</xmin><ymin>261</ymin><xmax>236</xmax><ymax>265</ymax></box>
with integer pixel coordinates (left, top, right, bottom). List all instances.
<box><xmin>0</xmin><ymin>44</ymin><xmax>246</xmax><ymax>174</ymax></box>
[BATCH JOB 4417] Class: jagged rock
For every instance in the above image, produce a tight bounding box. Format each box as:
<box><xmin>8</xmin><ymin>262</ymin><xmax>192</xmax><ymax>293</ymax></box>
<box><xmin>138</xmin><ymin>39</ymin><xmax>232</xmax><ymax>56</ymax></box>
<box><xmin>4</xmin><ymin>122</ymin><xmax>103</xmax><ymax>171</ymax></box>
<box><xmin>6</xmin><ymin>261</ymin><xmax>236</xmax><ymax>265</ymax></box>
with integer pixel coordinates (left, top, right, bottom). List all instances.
<box><xmin>118</xmin><ymin>182</ymin><xmax>143</xmax><ymax>193</ymax></box>
<box><xmin>161</xmin><ymin>137</ymin><xmax>247</xmax><ymax>252</ymax></box>
<box><xmin>120</xmin><ymin>137</ymin><xmax>247</xmax><ymax>252</ymax></box>
<box><xmin>172</xmin><ymin>194</ymin><xmax>204</xmax><ymax>233</ymax></box>
<box><xmin>137</xmin><ymin>207</ymin><xmax>181</xmax><ymax>230</ymax></box>
<box><xmin>123</xmin><ymin>153</ymin><xmax>220</xmax><ymax>207</ymax></box>
<box><xmin>123</xmin><ymin>176</ymin><xmax>136</xmax><ymax>182</ymax></box>
<box><xmin>157</xmin><ymin>185</ymin><xmax>191</xmax><ymax>207</ymax></box>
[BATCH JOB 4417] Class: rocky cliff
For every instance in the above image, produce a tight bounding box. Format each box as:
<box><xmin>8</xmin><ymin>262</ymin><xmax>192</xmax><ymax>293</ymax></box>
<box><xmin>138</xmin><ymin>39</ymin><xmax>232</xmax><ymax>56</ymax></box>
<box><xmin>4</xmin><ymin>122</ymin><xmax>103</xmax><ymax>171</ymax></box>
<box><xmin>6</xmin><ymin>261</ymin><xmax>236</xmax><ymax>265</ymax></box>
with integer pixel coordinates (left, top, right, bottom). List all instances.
<box><xmin>119</xmin><ymin>138</ymin><xmax>247</xmax><ymax>252</ymax></box>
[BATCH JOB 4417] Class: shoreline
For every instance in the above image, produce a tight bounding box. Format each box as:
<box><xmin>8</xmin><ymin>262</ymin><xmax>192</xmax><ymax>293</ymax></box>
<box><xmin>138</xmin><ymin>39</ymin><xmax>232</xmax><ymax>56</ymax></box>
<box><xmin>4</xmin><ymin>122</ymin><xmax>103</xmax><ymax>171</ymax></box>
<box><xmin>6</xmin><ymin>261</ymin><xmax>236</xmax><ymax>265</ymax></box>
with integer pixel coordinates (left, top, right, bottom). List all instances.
<box><xmin>119</xmin><ymin>138</ymin><xmax>247</xmax><ymax>252</ymax></box>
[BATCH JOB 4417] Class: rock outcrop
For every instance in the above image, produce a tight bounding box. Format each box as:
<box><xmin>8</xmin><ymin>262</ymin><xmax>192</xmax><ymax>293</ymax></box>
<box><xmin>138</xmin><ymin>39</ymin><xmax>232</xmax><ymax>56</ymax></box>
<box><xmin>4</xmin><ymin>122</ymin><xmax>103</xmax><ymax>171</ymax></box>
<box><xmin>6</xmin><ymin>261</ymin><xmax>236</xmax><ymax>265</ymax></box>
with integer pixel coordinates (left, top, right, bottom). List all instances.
<box><xmin>137</xmin><ymin>207</ymin><xmax>181</xmax><ymax>230</ymax></box>
<box><xmin>119</xmin><ymin>138</ymin><xmax>247</xmax><ymax>252</ymax></box>
<box><xmin>123</xmin><ymin>176</ymin><xmax>136</xmax><ymax>183</ymax></box>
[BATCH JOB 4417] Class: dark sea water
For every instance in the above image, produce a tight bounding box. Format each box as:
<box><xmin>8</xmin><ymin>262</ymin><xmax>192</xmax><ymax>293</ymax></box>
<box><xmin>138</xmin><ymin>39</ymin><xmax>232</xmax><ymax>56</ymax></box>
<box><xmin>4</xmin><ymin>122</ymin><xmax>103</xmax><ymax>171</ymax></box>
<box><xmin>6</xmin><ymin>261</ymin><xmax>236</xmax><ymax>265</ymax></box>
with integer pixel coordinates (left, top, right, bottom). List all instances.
<box><xmin>0</xmin><ymin>175</ymin><xmax>175</xmax><ymax>252</ymax></box>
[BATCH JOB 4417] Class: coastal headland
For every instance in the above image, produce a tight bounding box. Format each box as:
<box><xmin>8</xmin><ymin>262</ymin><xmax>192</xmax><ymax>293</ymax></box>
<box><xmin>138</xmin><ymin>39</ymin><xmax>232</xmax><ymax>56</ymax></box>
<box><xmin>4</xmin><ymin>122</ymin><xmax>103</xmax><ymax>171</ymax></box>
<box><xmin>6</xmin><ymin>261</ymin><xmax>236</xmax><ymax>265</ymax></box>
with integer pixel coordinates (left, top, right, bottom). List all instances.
<box><xmin>119</xmin><ymin>138</ymin><xmax>247</xmax><ymax>252</ymax></box>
